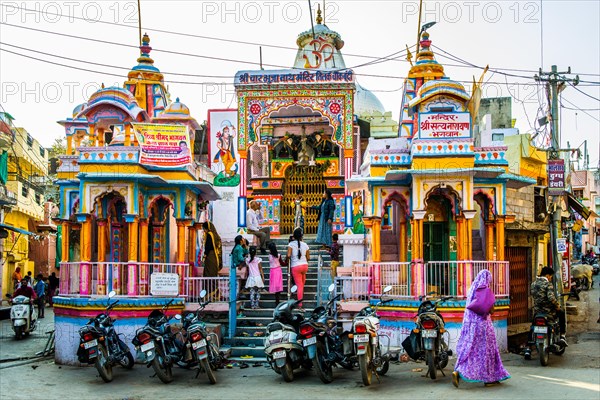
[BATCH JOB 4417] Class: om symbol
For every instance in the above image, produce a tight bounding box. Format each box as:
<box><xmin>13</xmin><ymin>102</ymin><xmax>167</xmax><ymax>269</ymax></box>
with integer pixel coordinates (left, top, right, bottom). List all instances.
<box><xmin>303</xmin><ymin>37</ymin><xmax>335</xmax><ymax>69</ymax></box>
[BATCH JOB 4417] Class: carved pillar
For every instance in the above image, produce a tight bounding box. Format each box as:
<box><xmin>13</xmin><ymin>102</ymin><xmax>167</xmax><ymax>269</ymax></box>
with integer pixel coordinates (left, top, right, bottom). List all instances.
<box><xmin>176</xmin><ymin>219</ymin><xmax>190</xmax><ymax>295</ymax></box>
<box><xmin>77</xmin><ymin>214</ymin><xmax>92</xmax><ymax>295</ymax></box>
<box><xmin>97</xmin><ymin>220</ymin><xmax>107</xmax><ymax>295</ymax></box>
<box><xmin>125</xmin><ymin>124</ymin><xmax>132</xmax><ymax>147</ymax></box>
<box><xmin>456</xmin><ymin>215</ymin><xmax>465</xmax><ymax>261</ymax></box>
<box><xmin>97</xmin><ymin>128</ymin><xmax>105</xmax><ymax>147</ymax></box>
<box><xmin>138</xmin><ymin>219</ymin><xmax>149</xmax><ymax>295</ymax></box>
<box><xmin>399</xmin><ymin>221</ymin><xmax>408</xmax><ymax>262</ymax></box>
<box><xmin>463</xmin><ymin>210</ymin><xmax>477</xmax><ymax>261</ymax></box>
<box><xmin>412</xmin><ymin>211</ymin><xmax>426</xmax><ymax>261</ymax></box>
<box><xmin>61</xmin><ymin>222</ymin><xmax>70</xmax><ymax>262</ymax></box>
<box><xmin>66</xmin><ymin>136</ymin><xmax>73</xmax><ymax>156</ymax></box>
<box><xmin>125</xmin><ymin>215</ymin><xmax>139</xmax><ymax>296</ymax></box>
<box><xmin>496</xmin><ymin>216</ymin><xmax>505</xmax><ymax>261</ymax></box>
<box><xmin>485</xmin><ymin>221</ymin><xmax>495</xmax><ymax>261</ymax></box>
<box><xmin>188</xmin><ymin>226</ymin><xmax>197</xmax><ymax>265</ymax></box>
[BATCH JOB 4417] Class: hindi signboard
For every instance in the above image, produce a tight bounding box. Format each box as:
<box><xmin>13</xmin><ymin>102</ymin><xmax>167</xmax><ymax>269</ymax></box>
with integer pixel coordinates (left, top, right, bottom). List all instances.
<box><xmin>418</xmin><ymin>112</ymin><xmax>472</xmax><ymax>139</ymax></box>
<box><xmin>150</xmin><ymin>272</ymin><xmax>179</xmax><ymax>296</ymax></box>
<box><xmin>556</xmin><ymin>238</ymin><xmax>567</xmax><ymax>253</ymax></box>
<box><xmin>235</xmin><ymin>69</ymin><xmax>354</xmax><ymax>86</ymax></box>
<box><xmin>547</xmin><ymin>159</ymin><xmax>565</xmax><ymax>195</ymax></box>
<box><xmin>132</xmin><ymin>123</ymin><xmax>191</xmax><ymax>168</ymax></box>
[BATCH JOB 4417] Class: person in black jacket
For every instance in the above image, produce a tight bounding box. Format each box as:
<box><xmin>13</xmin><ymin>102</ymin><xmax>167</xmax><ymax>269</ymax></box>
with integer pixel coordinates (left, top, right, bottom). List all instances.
<box><xmin>312</xmin><ymin>189</ymin><xmax>336</xmax><ymax>248</ymax></box>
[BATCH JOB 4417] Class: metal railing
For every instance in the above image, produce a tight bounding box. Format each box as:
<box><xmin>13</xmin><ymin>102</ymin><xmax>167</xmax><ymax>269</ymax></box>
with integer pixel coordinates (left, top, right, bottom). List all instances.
<box><xmin>184</xmin><ymin>277</ymin><xmax>239</xmax><ymax>303</ymax></box>
<box><xmin>346</xmin><ymin>260</ymin><xmax>510</xmax><ymax>300</ymax></box>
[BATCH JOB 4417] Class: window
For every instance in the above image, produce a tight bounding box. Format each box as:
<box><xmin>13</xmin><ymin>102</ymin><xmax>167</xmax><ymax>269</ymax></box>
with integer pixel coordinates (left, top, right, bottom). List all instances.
<box><xmin>39</xmin><ymin>146</ymin><xmax>45</xmax><ymax>158</ymax></box>
<box><xmin>573</xmin><ymin>189</ymin><xmax>584</xmax><ymax>199</ymax></box>
<box><xmin>26</xmin><ymin>134</ymin><xmax>33</xmax><ymax>147</ymax></box>
<box><xmin>492</xmin><ymin>133</ymin><xmax>504</xmax><ymax>141</ymax></box>
<box><xmin>35</xmin><ymin>193</ymin><xmax>41</xmax><ymax>205</ymax></box>
<box><xmin>21</xmin><ymin>185</ymin><xmax>28</xmax><ymax>197</ymax></box>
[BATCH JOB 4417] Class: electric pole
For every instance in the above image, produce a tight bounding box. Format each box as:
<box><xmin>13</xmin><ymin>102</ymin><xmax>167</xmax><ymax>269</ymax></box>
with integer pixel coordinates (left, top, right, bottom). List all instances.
<box><xmin>535</xmin><ymin>66</ymin><xmax>580</xmax><ymax>307</ymax></box>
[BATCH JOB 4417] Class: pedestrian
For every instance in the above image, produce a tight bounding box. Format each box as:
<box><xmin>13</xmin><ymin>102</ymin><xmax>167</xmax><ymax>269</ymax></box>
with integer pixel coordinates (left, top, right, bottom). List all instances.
<box><xmin>231</xmin><ymin>235</ymin><xmax>249</xmax><ymax>294</ymax></box>
<box><xmin>202</xmin><ymin>221</ymin><xmax>223</xmax><ymax>277</ymax></box>
<box><xmin>311</xmin><ymin>189</ymin><xmax>336</xmax><ymax>249</ymax></box>
<box><xmin>25</xmin><ymin>271</ymin><xmax>33</xmax><ymax>285</ymax></box>
<box><xmin>245</xmin><ymin>246</ymin><xmax>265</xmax><ymax>309</ymax></box>
<box><xmin>267</xmin><ymin>242</ymin><xmax>284</xmax><ymax>305</ymax></box>
<box><xmin>452</xmin><ymin>269</ymin><xmax>510</xmax><ymax>388</ymax></box>
<box><xmin>246</xmin><ymin>200</ymin><xmax>271</xmax><ymax>255</ymax></box>
<box><xmin>48</xmin><ymin>272</ymin><xmax>59</xmax><ymax>307</ymax></box>
<box><xmin>11</xmin><ymin>267</ymin><xmax>22</xmax><ymax>291</ymax></box>
<box><xmin>287</xmin><ymin>227</ymin><xmax>310</xmax><ymax>309</ymax></box>
<box><xmin>34</xmin><ymin>274</ymin><xmax>46</xmax><ymax>318</ymax></box>
<box><xmin>327</xmin><ymin>233</ymin><xmax>341</xmax><ymax>279</ymax></box>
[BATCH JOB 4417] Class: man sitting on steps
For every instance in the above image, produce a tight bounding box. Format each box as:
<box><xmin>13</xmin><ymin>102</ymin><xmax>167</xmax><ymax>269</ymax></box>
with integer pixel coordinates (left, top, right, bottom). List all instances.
<box><xmin>246</xmin><ymin>200</ymin><xmax>270</xmax><ymax>255</ymax></box>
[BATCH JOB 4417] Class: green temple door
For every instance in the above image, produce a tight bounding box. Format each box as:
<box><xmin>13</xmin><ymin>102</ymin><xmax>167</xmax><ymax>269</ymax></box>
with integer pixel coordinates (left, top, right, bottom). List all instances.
<box><xmin>423</xmin><ymin>222</ymin><xmax>447</xmax><ymax>262</ymax></box>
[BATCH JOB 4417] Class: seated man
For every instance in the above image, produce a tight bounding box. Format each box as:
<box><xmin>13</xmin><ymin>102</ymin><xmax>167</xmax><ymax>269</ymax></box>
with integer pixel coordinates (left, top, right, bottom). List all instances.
<box><xmin>246</xmin><ymin>200</ymin><xmax>270</xmax><ymax>255</ymax></box>
<box><xmin>13</xmin><ymin>278</ymin><xmax>37</xmax><ymax>300</ymax></box>
<box><xmin>532</xmin><ymin>267</ymin><xmax>567</xmax><ymax>343</ymax></box>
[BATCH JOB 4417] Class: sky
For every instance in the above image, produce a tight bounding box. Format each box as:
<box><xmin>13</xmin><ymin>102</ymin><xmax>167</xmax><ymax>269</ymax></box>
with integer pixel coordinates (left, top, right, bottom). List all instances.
<box><xmin>1</xmin><ymin>0</ymin><xmax>598</xmax><ymax>167</ymax></box>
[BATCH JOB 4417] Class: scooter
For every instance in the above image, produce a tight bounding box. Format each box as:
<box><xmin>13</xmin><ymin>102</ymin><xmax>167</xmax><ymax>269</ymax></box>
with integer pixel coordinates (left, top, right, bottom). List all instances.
<box><xmin>352</xmin><ymin>285</ymin><xmax>393</xmax><ymax>386</ymax></box>
<box><xmin>76</xmin><ymin>290</ymin><xmax>134</xmax><ymax>382</ymax></box>
<box><xmin>403</xmin><ymin>294</ymin><xmax>453</xmax><ymax>380</ymax></box>
<box><xmin>182</xmin><ymin>290</ymin><xmax>222</xmax><ymax>384</ymax></box>
<box><xmin>299</xmin><ymin>283</ymin><xmax>355</xmax><ymax>384</ymax></box>
<box><xmin>264</xmin><ymin>286</ymin><xmax>311</xmax><ymax>382</ymax></box>
<box><xmin>10</xmin><ymin>295</ymin><xmax>38</xmax><ymax>340</ymax></box>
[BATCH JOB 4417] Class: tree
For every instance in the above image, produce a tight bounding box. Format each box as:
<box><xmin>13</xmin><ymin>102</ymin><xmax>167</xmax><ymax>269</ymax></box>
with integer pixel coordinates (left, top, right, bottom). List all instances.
<box><xmin>48</xmin><ymin>137</ymin><xmax>66</xmax><ymax>159</ymax></box>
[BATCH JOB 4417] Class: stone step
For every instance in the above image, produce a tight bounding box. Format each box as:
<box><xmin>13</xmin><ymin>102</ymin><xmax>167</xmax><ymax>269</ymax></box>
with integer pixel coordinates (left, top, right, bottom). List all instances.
<box><xmin>381</xmin><ymin>254</ymin><xmax>399</xmax><ymax>262</ymax></box>
<box><xmin>381</xmin><ymin>244</ymin><xmax>398</xmax><ymax>253</ymax></box>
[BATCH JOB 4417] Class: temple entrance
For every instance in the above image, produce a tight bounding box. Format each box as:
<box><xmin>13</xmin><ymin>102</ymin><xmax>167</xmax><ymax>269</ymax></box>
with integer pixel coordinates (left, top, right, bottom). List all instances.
<box><xmin>280</xmin><ymin>165</ymin><xmax>326</xmax><ymax>235</ymax></box>
<box><xmin>423</xmin><ymin>222</ymin><xmax>447</xmax><ymax>262</ymax></box>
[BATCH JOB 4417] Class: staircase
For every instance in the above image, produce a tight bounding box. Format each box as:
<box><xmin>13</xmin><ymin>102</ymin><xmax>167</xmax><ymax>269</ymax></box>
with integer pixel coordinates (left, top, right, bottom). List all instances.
<box><xmin>472</xmin><ymin>230</ymin><xmax>485</xmax><ymax>261</ymax></box>
<box><xmin>221</xmin><ymin>236</ymin><xmax>340</xmax><ymax>364</ymax></box>
<box><xmin>380</xmin><ymin>229</ymin><xmax>399</xmax><ymax>262</ymax></box>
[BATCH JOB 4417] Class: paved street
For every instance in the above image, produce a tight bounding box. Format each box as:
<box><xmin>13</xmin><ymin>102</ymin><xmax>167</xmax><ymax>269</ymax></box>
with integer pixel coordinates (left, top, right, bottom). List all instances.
<box><xmin>1</xmin><ymin>278</ymin><xmax>599</xmax><ymax>400</ymax></box>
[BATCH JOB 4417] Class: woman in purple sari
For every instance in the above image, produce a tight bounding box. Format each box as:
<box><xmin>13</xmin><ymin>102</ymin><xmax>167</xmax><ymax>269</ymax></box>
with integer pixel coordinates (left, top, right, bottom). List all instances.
<box><xmin>452</xmin><ymin>269</ymin><xmax>510</xmax><ymax>387</ymax></box>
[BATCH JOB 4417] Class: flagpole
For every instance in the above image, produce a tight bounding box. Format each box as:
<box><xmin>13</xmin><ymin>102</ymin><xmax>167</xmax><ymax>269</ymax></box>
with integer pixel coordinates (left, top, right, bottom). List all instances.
<box><xmin>137</xmin><ymin>0</ymin><xmax>142</xmax><ymax>47</ymax></box>
<box><xmin>415</xmin><ymin>0</ymin><xmax>423</xmax><ymax>54</ymax></box>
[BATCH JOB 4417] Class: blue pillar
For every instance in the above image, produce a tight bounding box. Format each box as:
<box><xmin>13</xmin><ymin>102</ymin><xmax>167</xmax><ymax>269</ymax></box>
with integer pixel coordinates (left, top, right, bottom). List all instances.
<box><xmin>228</xmin><ymin>254</ymin><xmax>237</xmax><ymax>339</ymax></box>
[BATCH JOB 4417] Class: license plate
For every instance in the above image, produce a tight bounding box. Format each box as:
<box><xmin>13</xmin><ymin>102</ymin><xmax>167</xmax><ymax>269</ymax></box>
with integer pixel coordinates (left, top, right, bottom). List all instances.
<box><xmin>13</xmin><ymin>305</ymin><xmax>25</xmax><ymax>312</ymax></box>
<box><xmin>303</xmin><ymin>337</ymin><xmax>317</xmax><ymax>346</ymax></box>
<box><xmin>354</xmin><ymin>334</ymin><xmax>369</xmax><ymax>343</ymax></box>
<box><xmin>422</xmin><ymin>329</ymin><xmax>437</xmax><ymax>338</ymax></box>
<box><xmin>140</xmin><ymin>341</ymin><xmax>155</xmax><ymax>352</ymax></box>
<box><xmin>534</xmin><ymin>326</ymin><xmax>547</xmax><ymax>333</ymax></box>
<box><xmin>83</xmin><ymin>339</ymin><xmax>98</xmax><ymax>349</ymax></box>
<box><xmin>273</xmin><ymin>350</ymin><xmax>286</xmax><ymax>359</ymax></box>
<box><xmin>192</xmin><ymin>339</ymin><xmax>207</xmax><ymax>350</ymax></box>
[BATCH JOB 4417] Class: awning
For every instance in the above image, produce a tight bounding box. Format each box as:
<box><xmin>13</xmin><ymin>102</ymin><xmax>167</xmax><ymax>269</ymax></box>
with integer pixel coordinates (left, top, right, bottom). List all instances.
<box><xmin>0</xmin><ymin>223</ymin><xmax>35</xmax><ymax>236</ymax></box>
<box><xmin>566</xmin><ymin>192</ymin><xmax>591</xmax><ymax>219</ymax></box>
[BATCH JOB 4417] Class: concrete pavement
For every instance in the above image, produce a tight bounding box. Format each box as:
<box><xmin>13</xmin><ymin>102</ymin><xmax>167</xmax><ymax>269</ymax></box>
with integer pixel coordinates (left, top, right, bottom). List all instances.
<box><xmin>0</xmin><ymin>277</ymin><xmax>598</xmax><ymax>400</ymax></box>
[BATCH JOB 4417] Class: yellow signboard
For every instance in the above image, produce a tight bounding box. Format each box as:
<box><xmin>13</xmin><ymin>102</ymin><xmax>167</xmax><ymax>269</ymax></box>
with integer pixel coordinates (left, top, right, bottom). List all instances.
<box><xmin>132</xmin><ymin>123</ymin><xmax>191</xmax><ymax>168</ymax></box>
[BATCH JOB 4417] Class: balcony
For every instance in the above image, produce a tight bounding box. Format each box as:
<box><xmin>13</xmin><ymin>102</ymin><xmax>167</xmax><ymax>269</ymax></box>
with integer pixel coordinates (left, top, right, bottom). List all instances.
<box><xmin>0</xmin><ymin>186</ymin><xmax>17</xmax><ymax>207</ymax></box>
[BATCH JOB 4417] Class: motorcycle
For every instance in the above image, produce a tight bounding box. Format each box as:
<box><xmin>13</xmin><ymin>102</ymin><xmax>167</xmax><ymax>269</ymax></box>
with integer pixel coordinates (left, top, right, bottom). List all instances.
<box><xmin>525</xmin><ymin>313</ymin><xmax>566</xmax><ymax>366</ymax></box>
<box><xmin>264</xmin><ymin>286</ymin><xmax>311</xmax><ymax>382</ymax></box>
<box><xmin>76</xmin><ymin>290</ymin><xmax>134</xmax><ymax>382</ymax></box>
<box><xmin>182</xmin><ymin>290</ymin><xmax>221</xmax><ymax>384</ymax></box>
<box><xmin>352</xmin><ymin>285</ymin><xmax>393</xmax><ymax>386</ymax></box>
<box><xmin>403</xmin><ymin>294</ymin><xmax>453</xmax><ymax>380</ymax></box>
<box><xmin>299</xmin><ymin>283</ymin><xmax>355</xmax><ymax>384</ymax></box>
<box><xmin>133</xmin><ymin>298</ymin><xmax>188</xmax><ymax>384</ymax></box>
<box><xmin>10</xmin><ymin>295</ymin><xmax>38</xmax><ymax>340</ymax></box>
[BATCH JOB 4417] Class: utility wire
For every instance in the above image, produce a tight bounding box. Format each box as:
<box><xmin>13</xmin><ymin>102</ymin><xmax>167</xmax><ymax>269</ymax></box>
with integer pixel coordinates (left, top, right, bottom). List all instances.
<box><xmin>568</xmin><ymin>82</ymin><xmax>600</xmax><ymax>102</ymax></box>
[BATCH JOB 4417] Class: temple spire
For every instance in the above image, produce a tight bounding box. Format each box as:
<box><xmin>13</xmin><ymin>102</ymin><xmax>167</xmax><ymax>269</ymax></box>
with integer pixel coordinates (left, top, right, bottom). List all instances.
<box><xmin>316</xmin><ymin>3</ymin><xmax>322</xmax><ymax>24</ymax></box>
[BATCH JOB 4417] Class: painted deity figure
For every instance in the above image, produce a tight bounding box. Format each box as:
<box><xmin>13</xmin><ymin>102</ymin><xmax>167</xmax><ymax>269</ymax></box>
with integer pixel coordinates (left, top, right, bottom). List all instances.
<box><xmin>291</xmin><ymin>189</ymin><xmax>307</xmax><ymax>232</ymax></box>
<box><xmin>213</xmin><ymin>121</ymin><xmax>237</xmax><ymax>177</ymax></box>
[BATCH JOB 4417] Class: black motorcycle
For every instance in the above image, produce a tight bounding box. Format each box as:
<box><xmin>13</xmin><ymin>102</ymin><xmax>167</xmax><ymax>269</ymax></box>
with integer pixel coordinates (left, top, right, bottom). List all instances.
<box><xmin>264</xmin><ymin>286</ymin><xmax>311</xmax><ymax>382</ymax></box>
<box><xmin>133</xmin><ymin>298</ymin><xmax>188</xmax><ymax>384</ymax></box>
<box><xmin>182</xmin><ymin>290</ymin><xmax>222</xmax><ymax>384</ymax></box>
<box><xmin>524</xmin><ymin>313</ymin><xmax>566</xmax><ymax>366</ymax></box>
<box><xmin>299</xmin><ymin>284</ymin><xmax>354</xmax><ymax>384</ymax></box>
<box><xmin>402</xmin><ymin>294</ymin><xmax>453</xmax><ymax>379</ymax></box>
<box><xmin>77</xmin><ymin>290</ymin><xmax>134</xmax><ymax>382</ymax></box>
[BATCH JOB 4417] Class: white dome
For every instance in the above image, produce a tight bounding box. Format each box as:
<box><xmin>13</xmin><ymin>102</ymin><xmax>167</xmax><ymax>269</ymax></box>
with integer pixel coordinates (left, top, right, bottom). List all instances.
<box><xmin>354</xmin><ymin>82</ymin><xmax>386</xmax><ymax>116</ymax></box>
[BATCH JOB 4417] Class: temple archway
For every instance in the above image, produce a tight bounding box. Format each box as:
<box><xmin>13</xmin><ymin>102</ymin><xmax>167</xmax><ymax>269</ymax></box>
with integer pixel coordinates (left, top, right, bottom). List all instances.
<box><xmin>148</xmin><ymin>196</ymin><xmax>174</xmax><ymax>263</ymax></box>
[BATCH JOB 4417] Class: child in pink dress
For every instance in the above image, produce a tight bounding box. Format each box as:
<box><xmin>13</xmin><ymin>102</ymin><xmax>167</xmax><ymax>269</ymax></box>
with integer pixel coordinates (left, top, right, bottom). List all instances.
<box><xmin>245</xmin><ymin>246</ymin><xmax>265</xmax><ymax>309</ymax></box>
<box><xmin>268</xmin><ymin>242</ymin><xmax>284</xmax><ymax>304</ymax></box>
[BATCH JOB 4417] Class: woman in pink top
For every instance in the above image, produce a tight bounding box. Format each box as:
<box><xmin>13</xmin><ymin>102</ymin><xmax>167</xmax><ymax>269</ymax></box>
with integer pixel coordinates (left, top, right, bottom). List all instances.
<box><xmin>268</xmin><ymin>242</ymin><xmax>284</xmax><ymax>304</ymax></box>
<box><xmin>287</xmin><ymin>227</ymin><xmax>310</xmax><ymax>308</ymax></box>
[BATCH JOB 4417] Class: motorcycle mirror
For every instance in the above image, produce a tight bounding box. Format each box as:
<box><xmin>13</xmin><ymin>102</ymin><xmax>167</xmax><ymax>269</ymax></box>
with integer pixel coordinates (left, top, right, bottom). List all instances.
<box><xmin>383</xmin><ymin>285</ymin><xmax>393</xmax><ymax>294</ymax></box>
<box><xmin>290</xmin><ymin>285</ymin><xmax>298</xmax><ymax>294</ymax></box>
<box><xmin>328</xmin><ymin>283</ymin><xmax>335</xmax><ymax>293</ymax></box>
<box><xmin>174</xmin><ymin>314</ymin><xmax>182</xmax><ymax>320</ymax></box>
<box><xmin>108</xmin><ymin>290</ymin><xmax>116</xmax><ymax>299</ymax></box>
<box><xmin>199</xmin><ymin>289</ymin><xmax>207</xmax><ymax>299</ymax></box>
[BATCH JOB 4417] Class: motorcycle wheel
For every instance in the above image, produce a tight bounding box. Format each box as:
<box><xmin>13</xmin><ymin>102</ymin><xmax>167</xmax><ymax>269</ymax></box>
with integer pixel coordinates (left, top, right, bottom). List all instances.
<box><xmin>376</xmin><ymin>359</ymin><xmax>390</xmax><ymax>376</ymax></box>
<box><xmin>200</xmin><ymin>357</ymin><xmax>217</xmax><ymax>384</ymax></box>
<box><xmin>281</xmin><ymin>359</ymin><xmax>294</xmax><ymax>382</ymax></box>
<box><xmin>426</xmin><ymin>350</ymin><xmax>437</xmax><ymax>380</ymax></box>
<box><xmin>359</xmin><ymin>345</ymin><xmax>373</xmax><ymax>386</ymax></box>
<box><xmin>312</xmin><ymin>342</ymin><xmax>334</xmax><ymax>384</ymax></box>
<box><xmin>554</xmin><ymin>345</ymin><xmax>566</xmax><ymax>356</ymax></box>
<box><xmin>152</xmin><ymin>347</ymin><xmax>174</xmax><ymax>383</ymax></box>
<box><xmin>95</xmin><ymin>343</ymin><xmax>114</xmax><ymax>383</ymax></box>
<box><xmin>14</xmin><ymin>326</ymin><xmax>23</xmax><ymax>340</ymax></box>
<box><xmin>538</xmin><ymin>343</ymin><xmax>549</xmax><ymax>366</ymax></box>
<box><xmin>118</xmin><ymin>339</ymin><xmax>135</xmax><ymax>369</ymax></box>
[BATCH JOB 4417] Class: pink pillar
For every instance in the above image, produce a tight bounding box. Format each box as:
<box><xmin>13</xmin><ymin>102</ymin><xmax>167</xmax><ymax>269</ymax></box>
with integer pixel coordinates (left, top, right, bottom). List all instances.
<box><xmin>127</xmin><ymin>263</ymin><xmax>138</xmax><ymax>296</ymax></box>
<box><xmin>79</xmin><ymin>262</ymin><xmax>91</xmax><ymax>295</ymax></box>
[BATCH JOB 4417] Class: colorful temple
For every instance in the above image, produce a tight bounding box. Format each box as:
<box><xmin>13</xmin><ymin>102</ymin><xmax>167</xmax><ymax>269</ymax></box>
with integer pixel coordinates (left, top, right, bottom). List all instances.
<box><xmin>53</xmin><ymin>34</ymin><xmax>218</xmax><ymax>364</ymax></box>
<box><xmin>340</xmin><ymin>30</ymin><xmax>536</xmax><ymax>349</ymax></box>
